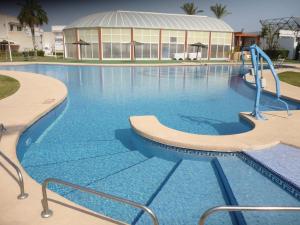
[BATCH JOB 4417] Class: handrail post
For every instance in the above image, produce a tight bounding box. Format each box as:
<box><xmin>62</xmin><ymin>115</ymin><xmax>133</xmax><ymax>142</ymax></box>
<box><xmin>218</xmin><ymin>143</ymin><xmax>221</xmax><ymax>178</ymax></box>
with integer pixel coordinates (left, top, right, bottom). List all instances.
<box><xmin>0</xmin><ymin>150</ymin><xmax>28</xmax><ymax>200</ymax></box>
<box><xmin>41</xmin><ymin>179</ymin><xmax>53</xmax><ymax>218</ymax></box>
<box><xmin>16</xmin><ymin>167</ymin><xmax>29</xmax><ymax>200</ymax></box>
<box><xmin>41</xmin><ymin>178</ymin><xmax>159</xmax><ymax>225</ymax></box>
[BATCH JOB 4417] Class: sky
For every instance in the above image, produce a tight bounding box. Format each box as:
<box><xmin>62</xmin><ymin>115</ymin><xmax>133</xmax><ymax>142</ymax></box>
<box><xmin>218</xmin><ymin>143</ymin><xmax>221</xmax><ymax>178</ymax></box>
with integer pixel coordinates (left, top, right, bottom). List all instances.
<box><xmin>0</xmin><ymin>0</ymin><xmax>299</xmax><ymax>32</ymax></box>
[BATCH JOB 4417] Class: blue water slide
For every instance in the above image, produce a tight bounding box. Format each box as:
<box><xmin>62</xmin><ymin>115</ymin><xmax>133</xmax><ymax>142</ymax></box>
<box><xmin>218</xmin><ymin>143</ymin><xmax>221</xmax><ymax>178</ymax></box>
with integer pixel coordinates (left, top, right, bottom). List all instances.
<box><xmin>248</xmin><ymin>44</ymin><xmax>290</xmax><ymax>120</ymax></box>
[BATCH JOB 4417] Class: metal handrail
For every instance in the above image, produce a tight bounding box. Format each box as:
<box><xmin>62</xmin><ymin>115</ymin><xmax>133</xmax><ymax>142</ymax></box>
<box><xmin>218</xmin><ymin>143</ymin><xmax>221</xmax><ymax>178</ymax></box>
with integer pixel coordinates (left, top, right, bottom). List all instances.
<box><xmin>0</xmin><ymin>123</ymin><xmax>6</xmax><ymax>141</ymax></box>
<box><xmin>41</xmin><ymin>178</ymin><xmax>159</xmax><ymax>225</ymax></box>
<box><xmin>0</xmin><ymin>150</ymin><xmax>29</xmax><ymax>199</ymax></box>
<box><xmin>199</xmin><ymin>205</ymin><xmax>300</xmax><ymax>225</ymax></box>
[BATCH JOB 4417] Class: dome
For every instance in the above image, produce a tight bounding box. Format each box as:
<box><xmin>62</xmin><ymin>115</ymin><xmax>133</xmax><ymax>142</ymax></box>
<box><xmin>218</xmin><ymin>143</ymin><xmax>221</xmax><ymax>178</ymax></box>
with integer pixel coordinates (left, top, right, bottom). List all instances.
<box><xmin>65</xmin><ymin>10</ymin><xmax>233</xmax><ymax>32</ymax></box>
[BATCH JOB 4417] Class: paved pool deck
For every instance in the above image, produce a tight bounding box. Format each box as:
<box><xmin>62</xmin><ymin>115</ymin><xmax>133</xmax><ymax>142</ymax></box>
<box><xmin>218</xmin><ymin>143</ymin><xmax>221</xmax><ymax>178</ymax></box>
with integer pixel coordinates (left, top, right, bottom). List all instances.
<box><xmin>130</xmin><ymin>66</ymin><xmax>300</xmax><ymax>151</ymax></box>
<box><xmin>0</xmin><ymin>70</ymin><xmax>122</xmax><ymax>225</ymax></box>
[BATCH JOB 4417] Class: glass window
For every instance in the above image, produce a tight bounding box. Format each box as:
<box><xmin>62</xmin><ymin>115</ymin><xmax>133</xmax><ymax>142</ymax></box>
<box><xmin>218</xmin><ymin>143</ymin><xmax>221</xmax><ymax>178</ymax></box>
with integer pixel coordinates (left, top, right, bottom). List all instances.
<box><xmin>170</xmin><ymin>37</ymin><xmax>177</xmax><ymax>43</ymax></box>
<box><xmin>210</xmin><ymin>32</ymin><xmax>232</xmax><ymax>59</ymax></box>
<box><xmin>211</xmin><ymin>45</ymin><xmax>217</xmax><ymax>58</ymax></box>
<box><xmin>161</xmin><ymin>30</ymin><xmax>185</xmax><ymax>59</ymax></box>
<box><xmin>143</xmin><ymin>44</ymin><xmax>151</xmax><ymax>58</ymax></box>
<box><xmin>177</xmin><ymin>44</ymin><xmax>184</xmax><ymax>53</ymax></box>
<box><xmin>17</xmin><ymin>26</ymin><xmax>22</xmax><ymax>31</ymax></box>
<box><xmin>112</xmin><ymin>43</ymin><xmax>121</xmax><ymax>58</ymax></box>
<box><xmin>65</xmin><ymin>43</ymin><xmax>76</xmax><ymax>58</ymax></box>
<box><xmin>101</xmin><ymin>28</ymin><xmax>131</xmax><ymax>59</ymax></box>
<box><xmin>201</xmin><ymin>48</ymin><xmax>208</xmax><ymax>58</ymax></box>
<box><xmin>217</xmin><ymin>45</ymin><xmax>224</xmax><ymax>58</ymax></box>
<box><xmin>103</xmin><ymin>43</ymin><xmax>111</xmax><ymax>58</ymax></box>
<box><xmin>121</xmin><ymin>43</ymin><xmax>130</xmax><ymax>58</ymax></box>
<box><xmin>92</xmin><ymin>44</ymin><xmax>99</xmax><ymax>58</ymax></box>
<box><xmin>162</xmin><ymin>44</ymin><xmax>169</xmax><ymax>58</ymax></box>
<box><xmin>151</xmin><ymin>44</ymin><xmax>158</xmax><ymax>58</ymax></box>
<box><xmin>135</xmin><ymin>45</ymin><xmax>142</xmax><ymax>58</ymax></box>
<box><xmin>224</xmin><ymin>45</ymin><xmax>230</xmax><ymax>58</ymax></box>
<box><xmin>133</xmin><ymin>29</ymin><xmax>159</xmax><ymax>59</ymax></box>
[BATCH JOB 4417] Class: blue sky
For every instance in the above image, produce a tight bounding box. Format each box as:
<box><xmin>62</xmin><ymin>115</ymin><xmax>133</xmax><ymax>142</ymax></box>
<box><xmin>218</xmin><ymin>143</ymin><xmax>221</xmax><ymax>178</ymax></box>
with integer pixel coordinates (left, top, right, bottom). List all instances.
<box><xmin>1</xmin><ymin>0</ymin><xmax>299</xmax><ymax>32</ymax></box>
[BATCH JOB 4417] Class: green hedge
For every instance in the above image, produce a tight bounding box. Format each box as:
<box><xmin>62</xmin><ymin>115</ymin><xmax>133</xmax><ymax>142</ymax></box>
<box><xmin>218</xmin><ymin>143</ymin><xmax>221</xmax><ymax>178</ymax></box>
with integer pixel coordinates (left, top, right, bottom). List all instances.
<box><xmin>264</xmin><ymin>49</ymin><xmax>289</xmax><ymax>60</ymax></box>
<box><xmin>22</xmin><ymin>50</ymin><xmax>45</xmax><ymax>57</ymax></box>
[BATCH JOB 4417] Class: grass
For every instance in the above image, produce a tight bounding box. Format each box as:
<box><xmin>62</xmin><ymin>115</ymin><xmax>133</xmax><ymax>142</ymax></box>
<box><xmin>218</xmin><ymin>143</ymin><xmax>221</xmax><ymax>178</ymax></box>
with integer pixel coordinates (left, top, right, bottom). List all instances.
<box><xmin>0</xmin><ymin>75</ymin><xmax>20</xmax><ymax>100</ymax></box>
<box><xmin>278</xmin><ymin>71</ymin><xmax>300</xmax><ymax>87</ymax></box>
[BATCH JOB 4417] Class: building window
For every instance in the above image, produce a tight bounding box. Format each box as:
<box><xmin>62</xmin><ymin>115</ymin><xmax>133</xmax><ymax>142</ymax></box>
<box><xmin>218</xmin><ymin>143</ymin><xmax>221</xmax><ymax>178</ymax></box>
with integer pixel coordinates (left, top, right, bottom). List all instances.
<box><xmin>170</xmin><ymin>37</ymin><xmax>177</xmax><ymax>43</ymax></box>
<box><xmin>133</xmin><ymin>29</ymin><xmax>159</xmax><ymax>59</ymax></box>
<box><xmin>64</xmin><ymin>29</ymin><xmax>77</xmax><ymax>58</ymax></box>
<box><xmin>161</xmin><ymin>30</ymin><xmax>185</xmax><ymax>59</ymax></box>
<box><xmin>17</xmin><ymin>26</ymin><xmax>22</xmax><ymax>31</ymax></box>
<box><xmin>210</xmin><ymin>32</ymin><xmax>232</xmax><ymax>59</ymax></box>
<box><xmin>187</xmin><ymin>31</ymin><xmax>209</xmax><ymax>59</ymax></box>
<box><xmin>102</xmin><ymin>28</ymin><xmax>131</xmax><ymax>60</ymax></box>
<box><xmin>10</xmin><ymin>24</ymin><xmax>14</xmax><ymax>31</ymax></box>
<box><xmin>79</xmin><ymin>29</ymin><xmax>99</xmax><ymax>59</ymax></box>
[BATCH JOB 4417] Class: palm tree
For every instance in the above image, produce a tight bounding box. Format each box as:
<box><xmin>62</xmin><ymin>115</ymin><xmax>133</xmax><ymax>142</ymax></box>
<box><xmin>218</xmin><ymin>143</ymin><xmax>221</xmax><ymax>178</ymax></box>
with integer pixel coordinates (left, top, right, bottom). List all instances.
<box><xmin>181</xmin><ymin>2</ymin><xmax>204</xmax><ymax>15</ymax></box>
<box><xmin>17</xmin><ymin>0</ymin><xmax>48</xmax><ymax>55</ymax></box>
<box><xmin>210</xmin><ymin>3</ymin><xmax>231</xmax><ymax>19</ymax></box>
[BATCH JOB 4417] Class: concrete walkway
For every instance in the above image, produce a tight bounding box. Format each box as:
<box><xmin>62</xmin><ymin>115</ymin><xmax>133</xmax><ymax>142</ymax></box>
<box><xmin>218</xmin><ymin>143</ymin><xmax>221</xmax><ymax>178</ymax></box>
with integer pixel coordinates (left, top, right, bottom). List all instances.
<box><xmin>0</xmin><ymin>70</ymin><xmax>121</xmax><ymax>225</ymax></box>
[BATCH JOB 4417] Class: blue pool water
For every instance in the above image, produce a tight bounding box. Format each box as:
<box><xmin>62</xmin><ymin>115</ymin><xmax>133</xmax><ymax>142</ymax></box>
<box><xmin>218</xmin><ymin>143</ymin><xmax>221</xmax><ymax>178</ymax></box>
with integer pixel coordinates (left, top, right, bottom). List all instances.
<box><xmin>2</xmin><ymin>64</ymin><xmax>300</xmax><ymax>225</ymax></box>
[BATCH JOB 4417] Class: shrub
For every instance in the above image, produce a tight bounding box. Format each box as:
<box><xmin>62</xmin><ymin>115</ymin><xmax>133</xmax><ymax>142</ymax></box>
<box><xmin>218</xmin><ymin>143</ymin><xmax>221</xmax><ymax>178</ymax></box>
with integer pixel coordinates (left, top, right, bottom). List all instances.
<box><xmin>12</xmin><ymin>52</ymin><xmax>23</xmax><ymax>57</ymax></box>
<box><xmin>295</xmin><ymin>43</ymin><xmax>300</xmax><ymax>60</ymax></box>
<box><xmin>37</xmin><ymin>50</ymin><xmax>45</xmax><ymax>57</ymax></box>
<box><xmin>264</xmin><ymin>49</ymin><xmax>289</xmax><ymax>60</ymax></box>
<box><xmin>22</xmin><ymin>50</ymin><xmax>45</xmax><ymax>57</ymax></box>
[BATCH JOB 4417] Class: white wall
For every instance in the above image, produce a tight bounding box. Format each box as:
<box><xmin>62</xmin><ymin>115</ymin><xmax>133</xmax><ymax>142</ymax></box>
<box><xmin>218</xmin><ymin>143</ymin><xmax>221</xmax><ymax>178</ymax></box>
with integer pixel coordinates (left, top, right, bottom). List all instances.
<box><xmin>278</xmin><ymin>36</ymin><xmax>297</xmax><ymax>59</ymax></box>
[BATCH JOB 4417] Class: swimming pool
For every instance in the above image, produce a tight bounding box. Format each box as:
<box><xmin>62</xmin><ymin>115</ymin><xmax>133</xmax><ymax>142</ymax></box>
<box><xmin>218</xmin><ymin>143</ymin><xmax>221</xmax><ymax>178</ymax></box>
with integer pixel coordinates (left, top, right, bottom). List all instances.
<box><xmin>2</xmin><ymin>64</ymin><xmax>300</xmax><ymax>225</ymax></box>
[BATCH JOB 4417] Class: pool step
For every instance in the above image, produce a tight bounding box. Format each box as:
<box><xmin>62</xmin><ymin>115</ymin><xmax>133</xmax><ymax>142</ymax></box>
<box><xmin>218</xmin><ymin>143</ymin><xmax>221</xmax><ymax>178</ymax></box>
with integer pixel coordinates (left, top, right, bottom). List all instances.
<box><xmin>218</xmin><ymin>157</ymin><xmax>300</xmax><ymax>225</ymax></box>
<box><xmin>25</xmin><ymin>150</ymin><xmax>148</xmax><ymax>195</ymax></box>
<box><xmin>21</xmin><ymin>139</ymin><xmax>133</xmax><ymax>167</ymax></box>
<box><xmin>136</xmin><ymin>159</ymin><xmax>233</xmax><ymax>225</ymax></box>
<box><xmin>64</xmin><ymin>156</ymin><xmax>177</xmax><ymax>224</ymax></box>
<box><xmin>244</xmin><ymin>144</ymin><xmax>300</xmax><ymax>191</ymax></box>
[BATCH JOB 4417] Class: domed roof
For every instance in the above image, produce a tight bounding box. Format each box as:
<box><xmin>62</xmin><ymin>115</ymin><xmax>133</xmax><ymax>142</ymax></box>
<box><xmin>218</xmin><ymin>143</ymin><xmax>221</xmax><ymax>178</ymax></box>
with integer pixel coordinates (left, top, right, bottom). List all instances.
<box><xmin>65</xmin><ymin>10</ymin><xmax>233</xmax><ymax>32</ymax></box>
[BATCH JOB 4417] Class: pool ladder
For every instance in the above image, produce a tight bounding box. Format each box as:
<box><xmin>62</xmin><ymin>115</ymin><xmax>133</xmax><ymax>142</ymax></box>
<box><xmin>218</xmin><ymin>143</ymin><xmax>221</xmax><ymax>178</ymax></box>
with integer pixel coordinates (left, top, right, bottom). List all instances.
<box><xmin>0</xmin><ymin>150</ymin><xmax>29</xmax><ymax>199</ymax></box>
<box><xmin>0</xmin><ymin>124</ymin><xmax>28</xmax><ymax>200</ymax></box>
<box><xmin>198</xmin><ymin>205</ymin><xmax>300</xmax><ymax>225</ymax></box>
<box><xmin>41</xmin><ymin>178</ymin><xmax>159</xmax><ymax>225</ymax></box>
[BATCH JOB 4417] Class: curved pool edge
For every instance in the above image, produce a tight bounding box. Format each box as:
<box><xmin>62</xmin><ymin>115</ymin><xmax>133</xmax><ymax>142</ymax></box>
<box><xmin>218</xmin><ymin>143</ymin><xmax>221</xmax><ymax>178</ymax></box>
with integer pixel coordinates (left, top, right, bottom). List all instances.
<box><xmin>0</xmin><ymin>70</ymin><xmax>119</xmax><ymax>225</ymax></box>
<box><xmin>129</xmin><ymin>68</ymin><xmax>300</xmax><ymax>152</ymax></box>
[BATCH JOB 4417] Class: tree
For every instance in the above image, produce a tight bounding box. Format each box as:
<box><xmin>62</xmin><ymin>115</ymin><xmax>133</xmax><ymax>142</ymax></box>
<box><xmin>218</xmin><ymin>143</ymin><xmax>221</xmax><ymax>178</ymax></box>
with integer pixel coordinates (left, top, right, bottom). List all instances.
<box><xmin>210</xmin><ymin>3</ymin><xmax>231</xmax><ymax>19</ymax></box>
<box><xmin>181</xmin><ymin>2</ymin><xmax>204</xmax><ymax>15</ymax></box>
<box><xmin>260</xmin><ymin>24</ymin><xmax>280</xmax><ymax>50</ymax></box>
<box><xmin>17</xmin><ymin>0</ymin><xmax>48</xmax><ymax>55</ymax></box>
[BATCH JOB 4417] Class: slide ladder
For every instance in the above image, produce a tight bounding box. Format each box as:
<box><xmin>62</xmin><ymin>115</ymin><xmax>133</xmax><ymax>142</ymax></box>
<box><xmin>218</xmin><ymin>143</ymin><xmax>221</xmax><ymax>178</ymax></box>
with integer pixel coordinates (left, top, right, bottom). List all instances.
<box><xmin>247</xmin><ymin>44</ymin><xmax>290</xmax><ymax>120</ymax></box>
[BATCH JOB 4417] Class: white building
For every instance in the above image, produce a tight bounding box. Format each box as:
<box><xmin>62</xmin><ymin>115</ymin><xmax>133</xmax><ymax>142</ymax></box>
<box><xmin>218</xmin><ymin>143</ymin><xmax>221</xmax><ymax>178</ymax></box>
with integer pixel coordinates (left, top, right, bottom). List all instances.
<box><xmin>277</xmin><ymin>30</ymin><xmax>300</xmax><ymax>59</ymax></box>
<box><xmin>63</xmin><ymin>10</ymin><xmax>234</xmax><ymax>61</ymax></box>
<box><xmin>52</xmin><ymin>25</ymin><xmax>65</xmax><ymax>54</ymax></box>
<box><xmin>0</xmin><ymin>13</ymin><xmax>65</xmax><ymax>55</ymax></box>
<box><xmin>259</xmin><ymin>17</ymin><xmax>300</xmax><ymax>59</ymax></box>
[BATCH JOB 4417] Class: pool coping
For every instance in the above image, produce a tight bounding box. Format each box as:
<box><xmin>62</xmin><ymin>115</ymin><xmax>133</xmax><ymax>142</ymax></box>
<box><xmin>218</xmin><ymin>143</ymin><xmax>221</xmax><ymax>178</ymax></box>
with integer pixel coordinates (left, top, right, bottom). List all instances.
<box><xmin>0</xmin><ymin>70</ymin><xmax>122</xmax><ymax>225</ymax></box>
<box><xmin>130</xmin><ymin>66</ymin><xmax>300</xmax><ymax>152</ymax></box>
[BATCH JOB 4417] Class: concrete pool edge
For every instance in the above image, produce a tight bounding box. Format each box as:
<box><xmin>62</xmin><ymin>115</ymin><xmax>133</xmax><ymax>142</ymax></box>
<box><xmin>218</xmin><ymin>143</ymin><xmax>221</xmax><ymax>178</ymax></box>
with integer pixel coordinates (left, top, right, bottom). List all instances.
<box><xmin>130</xmin><ymin>67</ymin><xmax>300</xmax><ymax>152</ymax></box>
<box><xmin>0</xmin><ymin>70</ymin><xmax>120</xmax><ymax>225</ymax></box>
